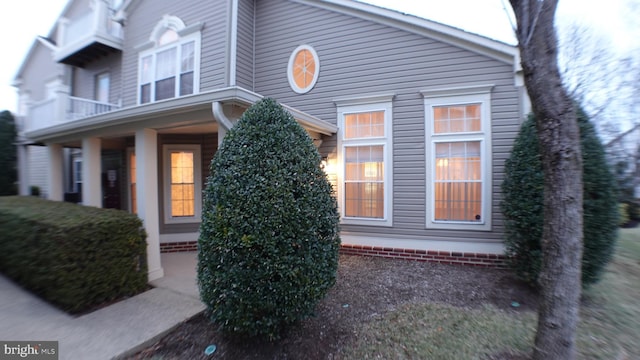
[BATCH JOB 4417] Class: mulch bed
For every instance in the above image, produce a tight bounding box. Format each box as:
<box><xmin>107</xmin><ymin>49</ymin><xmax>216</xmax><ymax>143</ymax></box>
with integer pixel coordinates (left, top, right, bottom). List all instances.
<box><xmin>125</xmin><ymin>255</ymin><xmax>538</xmax><ymax>360</ymax></box>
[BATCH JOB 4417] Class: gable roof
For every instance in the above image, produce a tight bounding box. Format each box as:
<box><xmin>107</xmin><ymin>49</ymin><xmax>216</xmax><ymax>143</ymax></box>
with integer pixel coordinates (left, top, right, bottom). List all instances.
<box><xmin>293</xmin><ymin>0</ymin><xmax>520</xmax><ymax>70</ymax></box>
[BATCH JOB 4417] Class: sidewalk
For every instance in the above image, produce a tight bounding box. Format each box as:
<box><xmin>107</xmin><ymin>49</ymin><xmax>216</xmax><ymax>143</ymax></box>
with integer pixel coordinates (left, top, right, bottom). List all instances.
<box><xmin>0</xmin><ymin>252</ymin><xmax>205</xmax><ymax>360</ymax></box>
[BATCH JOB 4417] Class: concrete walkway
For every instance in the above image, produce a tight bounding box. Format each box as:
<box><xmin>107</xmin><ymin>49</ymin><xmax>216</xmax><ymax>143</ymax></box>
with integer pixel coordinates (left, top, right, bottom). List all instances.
<box><xmin>0</xmin><ymin>252</ymin><xmax>204</xmax><ymax>360</ymax></box>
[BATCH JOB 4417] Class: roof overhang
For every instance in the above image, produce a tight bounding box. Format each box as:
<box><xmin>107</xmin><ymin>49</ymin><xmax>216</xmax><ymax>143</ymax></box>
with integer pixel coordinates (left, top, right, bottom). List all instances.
<box><xmin>24</xmin><ymin>86</ymin><xmax>337</xmax><ymax>144</ymax></box>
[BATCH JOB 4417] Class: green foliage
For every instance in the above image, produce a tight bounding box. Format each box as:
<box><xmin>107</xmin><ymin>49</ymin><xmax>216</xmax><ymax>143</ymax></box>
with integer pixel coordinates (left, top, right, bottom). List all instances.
<box><xmin>618</xmin><ymin>203</ymin><xmax>630</xmax><ymax>227</ymax></box>
<box><xmin>0</xmin><ymin>111</ymin><xmax>17</xmax><ymax>195</ymax></box>
<box><xmin>30</xmin><ymin>186</ymin><xmax>40</xmax><ymax>197</ymax></box>
<box><xmin>197</xmin><ymin>98</ymin><xmax>340</xmax><ymax>339</ymax></box>
<box><xmin>502</xmin><ymin>108</ymin><xmax>619</xmax><ymax>287</ymax></box>
<box><xmin>0</xmin><ymin>196</ymin><xmax>148</xmax><ymax>313</ymax></box>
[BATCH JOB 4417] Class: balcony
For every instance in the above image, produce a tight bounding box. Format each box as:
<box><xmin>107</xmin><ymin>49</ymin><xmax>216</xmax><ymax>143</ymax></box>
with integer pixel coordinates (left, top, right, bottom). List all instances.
<box><xmin>55</xmin><ymin>1</ymin><xmax>123</xmax><ymax>67</ymax></box>
<box><xmin>26</xmin><ymin>95</ymin><xmax>120</xmax><ymax>133</ymax></box>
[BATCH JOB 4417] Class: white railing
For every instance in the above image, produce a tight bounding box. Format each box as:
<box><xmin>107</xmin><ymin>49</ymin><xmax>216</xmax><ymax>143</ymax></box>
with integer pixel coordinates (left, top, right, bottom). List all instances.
<box><xmin>67</xmin><ymin>96</ymin><xmax>120</xmax><ymax>121</ymax></box>
<box><xmin>25</xmin><ymin>95</ymin><xmax>120</xmax><ymax>133</ymax></box>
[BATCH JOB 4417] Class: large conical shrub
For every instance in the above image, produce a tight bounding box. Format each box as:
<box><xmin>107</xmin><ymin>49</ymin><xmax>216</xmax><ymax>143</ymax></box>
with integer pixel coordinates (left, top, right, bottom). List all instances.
<box><xmin>502</xmin><ymin>107</ymin><xmax>618</xmax><ymax>287</ymax></box>
<box><xmin>197</xmin><ymin>98</ymin><xmax>340</xmax><ymax>339</ymax></box>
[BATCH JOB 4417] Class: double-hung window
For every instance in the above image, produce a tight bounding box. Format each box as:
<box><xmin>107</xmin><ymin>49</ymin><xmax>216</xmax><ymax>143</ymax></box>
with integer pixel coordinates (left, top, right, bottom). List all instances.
<box><xmin>138</xmin><ymin>19</ymin><xmax>200</xmax><ymax>104</ymax></box>
<box><xmin>162</xmin><ymin>145</ymin><xmax>202</xmax><ymax>224</ymax></box>
<box><xmin>423</xmin><ymin>86</ymin><xmax>493</xmax><ymax>230</ymax></box>
<box><xmin>337</xmin><ymin>99</ymin><xmax>393</xmax><ymax>226</ymax></box>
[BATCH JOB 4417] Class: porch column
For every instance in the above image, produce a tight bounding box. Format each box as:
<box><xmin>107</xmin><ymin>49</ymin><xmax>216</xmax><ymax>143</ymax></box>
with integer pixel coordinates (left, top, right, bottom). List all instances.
<box><xmin>135</xmin><ymin>128</ymin><xmax>164</xmax><ymax>281</ymax></box>
<box><xmin>82</xmin><ymin>137</ymin><xmax>102</xmax><ymax>207</ymax></box>
<box><xmin>46</xmin><ymin>143</ymin><xmax>64</xmax><ymax>201</ymax></box>
<box><xmin>17</xmin><ymin>144</ymin><xmax>30</xmax><ymax>196</ymax></box>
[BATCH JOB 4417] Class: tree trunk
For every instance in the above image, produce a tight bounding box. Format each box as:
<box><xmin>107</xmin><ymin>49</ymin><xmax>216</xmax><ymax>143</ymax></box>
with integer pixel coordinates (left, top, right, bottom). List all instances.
<box><xmin>508</xmin><ymin>1</ymin><xmax>584</xmax><ymax>359</ymax></box>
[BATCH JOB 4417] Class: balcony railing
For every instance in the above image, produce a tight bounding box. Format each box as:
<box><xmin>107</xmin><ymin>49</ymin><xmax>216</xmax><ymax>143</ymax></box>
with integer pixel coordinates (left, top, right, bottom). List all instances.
<box><xmin>68</xmin><ymin>96</ymin><xmax>120</xmax><ymax>121</ymax></box>
<box><xmin>25</xmin><ymin>95</ymin><xmax>120</xmax><ymax>133</ymax></box>
<box><xmin>63</xmin><ymin>10</ymin><xmax>123</xmax><ymax>48</ymax></box>
<box><xmin>55</xmin><ymin>1</ymin><xmax>123</xmax><ymax>67</ymax></box>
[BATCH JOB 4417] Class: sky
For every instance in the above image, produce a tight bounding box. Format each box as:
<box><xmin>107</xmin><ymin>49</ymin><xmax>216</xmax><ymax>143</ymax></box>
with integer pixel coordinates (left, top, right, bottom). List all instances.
<box><xmin>0</xmin><ymin>0</ymin><xmax>638</xmax><ymax>114</ymax></box>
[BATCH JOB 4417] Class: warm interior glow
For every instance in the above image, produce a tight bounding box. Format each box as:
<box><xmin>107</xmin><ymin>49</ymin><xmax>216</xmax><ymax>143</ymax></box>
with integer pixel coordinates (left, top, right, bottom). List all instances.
<box><xmin>344</xmin><ymin>111</ymin><xmax>384</xmax><ymax>139</ymax></box>
<box><xmin>434</xmin><ymin>104</ymin><xmax>481</xmax><ymax>134</ymax></box>
<box><xmin>170</xmin><ymin>151</ymin><xmax>195</xmax><ymax>217</ymax></box>
<box><xmin>293</xmin><ymin>49</ymin><xmax>315</xmax><ymax>89</ymax></box>
<box><xmin>344</xmin><ymin>145</ymin><xmax>384</xmax><ymax>218</ymax></box>
<box><xmin>130</xmin><ymin>152</ymin><xmax>137</xmax><ymax>214</ymax></box>
<box><xmin>434</xmin><ymin>142</ymin><xmax>482</xmax><ymax>222</ymax></box>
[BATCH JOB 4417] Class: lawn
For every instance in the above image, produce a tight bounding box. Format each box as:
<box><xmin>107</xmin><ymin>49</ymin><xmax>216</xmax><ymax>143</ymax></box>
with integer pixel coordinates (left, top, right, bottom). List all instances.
<box><xmin>346</xmin><ymin>227</ymin><xmax>640</xmax><ymax>359</ymax></box>
<box><xmin>127</xmin><ymin>227</ymin><xmax>639</xmax><ymax>359</ymax></box>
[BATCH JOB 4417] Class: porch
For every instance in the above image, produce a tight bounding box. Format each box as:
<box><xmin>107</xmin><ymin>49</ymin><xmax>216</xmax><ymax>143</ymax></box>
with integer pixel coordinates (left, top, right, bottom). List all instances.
<box><xmin>151</xmin><ymin>252</ymin><xmax>199</xmax><ymax>299</ymax></box>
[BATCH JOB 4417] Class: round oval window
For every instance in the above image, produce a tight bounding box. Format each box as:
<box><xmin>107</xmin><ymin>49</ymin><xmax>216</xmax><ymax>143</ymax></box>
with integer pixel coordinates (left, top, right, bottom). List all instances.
<box><xmin>287</xmin><ymin>45</ymin><xmax>319</xmax><ymax>94</ymax></box>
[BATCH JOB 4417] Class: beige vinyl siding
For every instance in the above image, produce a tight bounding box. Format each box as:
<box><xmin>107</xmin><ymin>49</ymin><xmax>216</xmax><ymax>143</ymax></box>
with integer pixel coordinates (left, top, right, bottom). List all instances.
<box><xmin>72</xmin><ymin>53</ymin><xmax>122</xmax><ymax>103</ymax></box>
<box><xmin>236</xmin><ymin>0</ymin><xmax>255</xmax><ymax>90</ymax></box>
<box><xmin>27</xmin><ymin>146</ymin><xmax>49</xmax><ymax>198</ymax></box>
<box><xmin>254</xmin><ymin>0</ymin><xmax>521</xmax><ymax>244</ymax></box>
<box><xmin>19</xmin><ymin>43</ymin><xmax>61</xmax><ymax>103</ymax></box>
<box><xmin>120</xmin><ymin>0</ymin><xmax>229</xmax><ymax>108</ymax></box>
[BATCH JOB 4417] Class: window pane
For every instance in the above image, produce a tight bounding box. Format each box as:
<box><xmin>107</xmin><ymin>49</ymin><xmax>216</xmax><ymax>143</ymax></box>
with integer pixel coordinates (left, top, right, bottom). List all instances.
<box><xmin>95</xmin><ymin>73</ymin><xmax>110</xmax><ymax>103</ymax></box>
<box><xmin>156</xmin><ymin>47</ymin><xmax>177</xmax><ymax>80</ymax></box>
<box><xmin>129</xmin><ymin>152</ymin><xmax>136</xmax><ymax>214</ymax></box>
<box><xmin>181</xmin><ymin>41</ymin><xmax>195</xmax><ymax>72</ymax></box>
<box><xmin>293</xmin><ymin>49</ymin><xmax>315</xmax><ymax>89</ymax></box>
<box><xmin>155</xmin><ymin>77</ymin><xmax>176</xmax><ymax>101</ymax></box>
<box><xmin>158</xmin><ymin>29</ymin><xmax>179</xmax><ymax>46</ymax></box>
<box><xmin>344</xmin><ymin>145</ymin><xmax>384</xmax><ymax>219</ymax></box>
<box><xmin>180</xmin><ymin>72</ymin><xmax>194</xmax><ymax>96</ymax></box>
<box><xmin>434</xmin><ymin>141</ymin><xmax>482</xmax><ymax>222</ymax></box>
<box><xmin>170</xmin><ymin>152</ymin><xmax>195</xmax><ymax>217</ymax></box>
<box><xmin>433</xmin><ymin>104</ymin><xmax>481</xmax><ymax>134</ymax></box>
<box><xmin>344</xmin><ymin>111</ymin><xmax>385</xmax><ymax>139</ymax></box>
<box><xmin>140</xmin><ymin>55</ymin><xmax>152</xmax><ymax>84</ymax></box>
<box><xmin>140</xmin><ymin>84</ymin><xmax>151</xmax><ymax>104</ymax></box>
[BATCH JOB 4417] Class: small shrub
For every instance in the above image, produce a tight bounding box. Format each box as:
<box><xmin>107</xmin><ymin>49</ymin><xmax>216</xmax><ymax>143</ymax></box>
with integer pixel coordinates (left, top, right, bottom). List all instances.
<box><xmin>0</xmin><ymin>196</ymin><xmax>148</xmax><ymax>313</ymax></box>
<box><xmin>30</xmin><ymin>185</ymin><xmax>40</xmax><ymax>197</ymax></box>
<box><xmin>502</xmin><ymin>107</ymin><xmax>618</xmax><ymax>287</ymax></box>
<box><xmin>198</xmin><ymin>98</ymin><xmax>340</xmax><ymax>339</ymax></box>
<box><xmin>618</xmin><ymin>203</ymin><xmax>630</xmax><ymax>227</ymax></box>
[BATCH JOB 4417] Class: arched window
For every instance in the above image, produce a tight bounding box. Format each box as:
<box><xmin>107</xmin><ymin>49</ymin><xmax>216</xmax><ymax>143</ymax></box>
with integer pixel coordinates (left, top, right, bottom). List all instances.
<box><xmin>138</xmin><ymin>15</ymin><xmax>202</xmax><ymax>104</ymax></box>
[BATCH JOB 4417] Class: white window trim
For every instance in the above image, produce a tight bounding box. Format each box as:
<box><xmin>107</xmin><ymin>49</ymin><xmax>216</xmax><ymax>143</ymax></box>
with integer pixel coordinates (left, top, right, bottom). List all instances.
<box><xmin>72</xmin><ymin>158</ymin><xmax>82</xmax><ymax>193</ymax></box>
<box><xmin>287</xmin><ymin>44</ymin><xmax>320</xmax><ymax>94</ymax></box>
<box><xmin>337</xmin><ymin>100</ymin><xmax>393</xmax><ymax>227</ymax></box>
<box><xmin>162</xmin><ymin>144</ymin><xmax>202</xmax><ymax>224</ymax></box>
<box><xmin>137</xmin><ymin>19</ymin><xmax>201</xmax><ymax>105</ymax></box>
<box><xmin>423</xmin><ymin>88</ymin><xmax>493</xmax><ymax>231</ymax></box>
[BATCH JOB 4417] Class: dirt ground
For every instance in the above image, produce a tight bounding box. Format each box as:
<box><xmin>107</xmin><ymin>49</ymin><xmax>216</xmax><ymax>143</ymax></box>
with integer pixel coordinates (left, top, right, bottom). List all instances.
<box><xmin>125</xmin><ymin>255</ymin><xmax>538</xmax><ymax>360</ymax></box>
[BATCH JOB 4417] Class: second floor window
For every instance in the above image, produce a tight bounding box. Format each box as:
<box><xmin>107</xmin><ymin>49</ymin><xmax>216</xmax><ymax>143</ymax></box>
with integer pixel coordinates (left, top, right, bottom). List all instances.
<box><xmin>138</xmin><ymin>17</ymin><xmax>201</xmax><ymax>105</ymax></box>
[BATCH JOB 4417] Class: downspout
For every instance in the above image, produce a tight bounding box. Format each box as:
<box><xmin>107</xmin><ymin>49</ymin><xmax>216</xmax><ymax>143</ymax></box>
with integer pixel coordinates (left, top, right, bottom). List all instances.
<box><xmin>212</xmin><ymin>101</ymin><xmax>234</xmax><ymax>146</ymax></box>
<box><xmin>229</xmin><ymin>0</ymin><xmax>238</xmax><ymax>86</ymax></box>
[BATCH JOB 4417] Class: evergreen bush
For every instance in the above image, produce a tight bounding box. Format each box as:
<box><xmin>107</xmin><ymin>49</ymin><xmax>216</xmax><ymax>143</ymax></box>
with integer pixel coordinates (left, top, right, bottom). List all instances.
<box><xmin>197</xmin><ymin>98</ymin><xmax>340</xmax><ymax>339</ymax></box>
<box><xmin>502</xmin><ymin>108</ymin><xmax>618</xmax><ymax>287</ymax></box>
<box><xmin>0</xmin><ymin>196</ymin><xmax>148</xmax><ymax>313</ymax></box>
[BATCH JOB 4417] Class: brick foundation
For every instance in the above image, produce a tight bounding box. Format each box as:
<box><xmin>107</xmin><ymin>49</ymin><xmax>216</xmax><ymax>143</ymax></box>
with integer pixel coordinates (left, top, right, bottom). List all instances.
<box><xmin>160</xmin><ymin>241</ymin><xmax>198</xmax><ymax>253</ymax></box>
<box><xmin>339</xmin><ymin>244</ymin><xmax>507</xmax><ymax>268</ymax></box>
<box><xmin>160</xmin><ymin>241</ymin><xmax>507</xmax><ymax>268</ymax></box>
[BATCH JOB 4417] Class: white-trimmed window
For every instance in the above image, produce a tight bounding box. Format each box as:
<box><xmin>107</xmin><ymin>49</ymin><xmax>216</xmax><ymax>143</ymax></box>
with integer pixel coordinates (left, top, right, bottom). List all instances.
<box><xmin>337</xmin><ymin>98</ymin><xmax>393</xmax><ymax>226</ymax></box>
<box><xmin>163</xmin><ymin>145</ymin><xmax>202</xmax><ymax>224</ymax></box>
<box><xmin>95</xmin><ymin>72</ymin><xmax>110</xmax><ymax>103</ymax></box>
<box><xmin>423</xmin><ymin>86</ymin><xmax>493</xmax><ymax>230</ymax></box>
<box><xmin>72</xmin><ymin>158</ymin><xmax>82</xmax><ymax>193</ymax></box>
<box><xmin>287</xmin><ymin>45</ymin><xmax>320</xmax><ymax>94</ymax></box>
<box><xmin>138</xmin><ymin>16</ymin><xmax>201</xmax><ymax>104</ymax></box>
<box><xmin>127</xmin><ymin>148</ymin><xmax>137</xmax><ymax>214</ymax></box>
